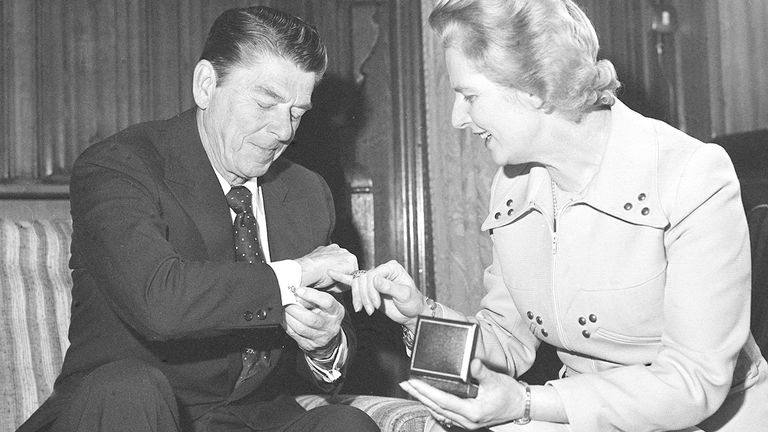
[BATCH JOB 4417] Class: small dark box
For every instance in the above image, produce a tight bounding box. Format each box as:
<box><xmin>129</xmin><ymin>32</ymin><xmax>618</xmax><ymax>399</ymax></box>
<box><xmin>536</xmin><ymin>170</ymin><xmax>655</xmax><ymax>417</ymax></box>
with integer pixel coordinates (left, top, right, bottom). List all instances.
<box><xmin>409</xmin><ymin>316</ymin><xmax>479</xmax><ymax>398</ymax></box>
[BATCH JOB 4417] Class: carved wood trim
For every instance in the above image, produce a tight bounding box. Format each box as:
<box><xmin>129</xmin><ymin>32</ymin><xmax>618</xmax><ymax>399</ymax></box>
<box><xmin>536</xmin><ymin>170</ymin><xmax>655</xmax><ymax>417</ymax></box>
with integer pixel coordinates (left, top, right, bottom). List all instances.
<box><xmin>390</xmin><ymin>0</ymin><xmax>433</xmax><ymax>298</ymax></box>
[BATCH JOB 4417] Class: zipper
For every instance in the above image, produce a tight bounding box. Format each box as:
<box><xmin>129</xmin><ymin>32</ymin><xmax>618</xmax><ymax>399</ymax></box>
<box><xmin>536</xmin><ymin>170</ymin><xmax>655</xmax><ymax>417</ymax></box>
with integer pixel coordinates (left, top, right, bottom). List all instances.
<box><xmin>550</xmin><ymin>181</ymin><xmax>572</xmax><ymax>351</ymax></box>
<box><xmin>531</xmin><ymin>199</ymin><xmax>572</xmax><ymax>351</ymax></box>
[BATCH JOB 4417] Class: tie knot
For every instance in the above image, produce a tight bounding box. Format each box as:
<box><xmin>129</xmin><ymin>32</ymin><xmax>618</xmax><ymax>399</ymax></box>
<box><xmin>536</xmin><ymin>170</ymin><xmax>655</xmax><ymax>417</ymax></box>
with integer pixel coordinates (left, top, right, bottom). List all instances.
<box><xmin>226</xmin><ymin>186</ymin><xmax>253</xmax><ymax>214</ymax></box>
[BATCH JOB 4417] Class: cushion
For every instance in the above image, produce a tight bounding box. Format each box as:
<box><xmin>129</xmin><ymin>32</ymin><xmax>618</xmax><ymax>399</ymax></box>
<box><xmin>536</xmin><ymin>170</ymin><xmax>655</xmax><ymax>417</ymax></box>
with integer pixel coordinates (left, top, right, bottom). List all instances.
<box><xmin>295</xmin><ymin>394</ymin><xmax>432</xmax><ymax>432</ymax></box>
<box><xmin>0</xmin><ymin>219</ymin><xmax>73</xmax><ymax>431</ymax></box>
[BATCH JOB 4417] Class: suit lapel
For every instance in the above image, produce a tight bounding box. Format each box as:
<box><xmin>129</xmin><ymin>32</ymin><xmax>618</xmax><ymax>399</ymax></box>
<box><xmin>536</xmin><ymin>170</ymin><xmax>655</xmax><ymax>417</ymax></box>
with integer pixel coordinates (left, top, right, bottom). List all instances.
<box><xmin>162</xmin><ymin>109</ymin><xmax>234</xmax><ymax>261</ymax></box>
<box><xmin>261</xmin><ymin>166</ymin><xmax>312</xmax><ymax>261</ymax></box>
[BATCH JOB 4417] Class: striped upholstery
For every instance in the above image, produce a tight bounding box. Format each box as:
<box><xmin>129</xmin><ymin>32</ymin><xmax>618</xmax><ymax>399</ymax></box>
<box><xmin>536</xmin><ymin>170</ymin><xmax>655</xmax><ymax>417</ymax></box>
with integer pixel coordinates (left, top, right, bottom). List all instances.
<box><xmin>296</xmin><ymin>394</ymin><xmax>433</xmax><ymax>432</ymax></box>
<box><xmin>0</xmin><ymin>219</ymin><xmax>73</xmax><ymax>431</ymax></box>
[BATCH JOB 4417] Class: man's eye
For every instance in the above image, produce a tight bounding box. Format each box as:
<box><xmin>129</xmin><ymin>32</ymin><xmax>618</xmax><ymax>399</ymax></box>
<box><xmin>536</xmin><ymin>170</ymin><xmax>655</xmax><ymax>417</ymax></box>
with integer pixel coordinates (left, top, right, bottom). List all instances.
<box><xmin>290</xmin><ymin>111</ymin><xmax>305</xmax><ymax>121</ymax></box>
<box><xmin>463</xmin><ymin>95</ymin><xmax>477</xmax><ymax>104</ymax></box>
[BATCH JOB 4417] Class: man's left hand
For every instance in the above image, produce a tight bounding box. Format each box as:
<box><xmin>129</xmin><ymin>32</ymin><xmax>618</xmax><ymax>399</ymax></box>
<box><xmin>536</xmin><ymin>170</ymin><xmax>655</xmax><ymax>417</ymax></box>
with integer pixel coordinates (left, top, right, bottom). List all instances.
<box><xmin>284</xmin><ymin>286</ymin><xmax>344</xmax><ymax>357</ymax></box>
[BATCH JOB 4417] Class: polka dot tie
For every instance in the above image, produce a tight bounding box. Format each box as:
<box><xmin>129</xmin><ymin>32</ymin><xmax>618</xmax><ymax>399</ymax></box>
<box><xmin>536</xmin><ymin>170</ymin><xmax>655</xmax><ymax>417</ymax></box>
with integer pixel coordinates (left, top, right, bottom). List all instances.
<box><xmin>226</xmin><ymin>186</ymin><xmax>266</xmax><ymax>264</ymax></box>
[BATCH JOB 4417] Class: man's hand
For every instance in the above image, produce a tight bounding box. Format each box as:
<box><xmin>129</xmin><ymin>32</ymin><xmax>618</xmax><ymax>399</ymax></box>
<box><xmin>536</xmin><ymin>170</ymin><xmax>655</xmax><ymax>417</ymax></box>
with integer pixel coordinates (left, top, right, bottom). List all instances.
<box><xmin>295</xmin><ymin>244</ymin><xmax>358</xmax><ymax>288</ymax></box>
<box><xmin>284</xmin><ymin>286</ymin><xmax>345</xmax><ymax>357</ymax></box>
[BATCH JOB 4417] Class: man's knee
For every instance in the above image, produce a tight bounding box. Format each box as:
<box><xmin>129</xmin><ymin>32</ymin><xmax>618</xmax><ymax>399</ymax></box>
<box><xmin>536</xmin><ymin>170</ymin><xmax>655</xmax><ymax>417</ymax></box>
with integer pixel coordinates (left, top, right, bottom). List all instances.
<box><xmin>81</xmin><ymin>358</ymin><xmax>173</xmax><ymax>399</ymax></box>
<box><xmin>54</xmin><ymin>359</ymin><xmax>180</xmax><ymax>432</ymax></box>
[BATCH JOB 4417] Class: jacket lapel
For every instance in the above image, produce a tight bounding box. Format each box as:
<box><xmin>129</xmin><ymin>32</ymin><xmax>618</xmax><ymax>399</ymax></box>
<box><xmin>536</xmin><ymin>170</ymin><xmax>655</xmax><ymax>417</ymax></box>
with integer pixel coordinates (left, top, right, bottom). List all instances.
<box><xmin>162</xmin><ymin>109</ymin><xmax>234</xmax><ymax>261</ymax></box>
<box><xmin>260</xmin><ymin>165</ymin><xmax>311</xmax><ymax>261</ymax></box>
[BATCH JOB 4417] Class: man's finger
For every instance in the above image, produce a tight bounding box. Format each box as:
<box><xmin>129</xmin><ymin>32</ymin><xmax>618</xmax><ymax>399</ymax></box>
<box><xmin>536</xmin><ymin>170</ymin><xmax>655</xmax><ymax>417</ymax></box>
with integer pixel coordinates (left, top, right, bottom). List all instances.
<box><xmin>327</xmin><ymin>269</ymin><xmax>354</xmax><ymax>285</ymax></box>
<box><xmin>293</xmin><ymin>286</ymin><xmax>335</xmax><ymax>310</ymax></box>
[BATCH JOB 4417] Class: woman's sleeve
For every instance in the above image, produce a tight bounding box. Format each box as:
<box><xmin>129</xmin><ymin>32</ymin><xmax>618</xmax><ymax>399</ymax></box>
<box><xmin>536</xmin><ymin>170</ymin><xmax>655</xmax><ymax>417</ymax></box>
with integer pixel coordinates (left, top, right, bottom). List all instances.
<box><xmin>549</xmin><ymin>144</ymin><xmax>752</xmax><ymax>431</ymax></box>
<box><xmin>472</xmin><ymin>246</ymin><xmax>541</xmax><ymax>376</ymax></box>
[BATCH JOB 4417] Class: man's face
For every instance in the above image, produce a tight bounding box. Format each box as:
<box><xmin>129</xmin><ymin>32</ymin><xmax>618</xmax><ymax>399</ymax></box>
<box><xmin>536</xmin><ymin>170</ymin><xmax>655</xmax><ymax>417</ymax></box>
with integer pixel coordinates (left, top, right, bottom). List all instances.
<box><xmin>197</xmin><ymin>56</ymin><xmax>318</xmax><ymax>183</ymax></box>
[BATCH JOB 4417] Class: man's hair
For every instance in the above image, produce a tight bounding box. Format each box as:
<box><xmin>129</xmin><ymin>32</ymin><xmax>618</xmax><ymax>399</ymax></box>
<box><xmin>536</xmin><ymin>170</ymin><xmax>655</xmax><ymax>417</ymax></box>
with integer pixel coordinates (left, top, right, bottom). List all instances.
<box><xmin>201</xmin><ymin>6</ymin><xmax>327</xmax><ymax>85</ymax></box>
<box><xmin>430</xmin><ymin>0</ymin><xmax>620</xmax><ymax>118</ymax></box>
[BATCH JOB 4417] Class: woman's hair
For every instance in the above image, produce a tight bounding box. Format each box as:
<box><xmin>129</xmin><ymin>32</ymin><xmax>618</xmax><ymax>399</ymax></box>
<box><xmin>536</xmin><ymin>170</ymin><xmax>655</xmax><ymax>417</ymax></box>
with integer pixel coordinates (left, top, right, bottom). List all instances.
<box><xmin>429</xmin><ymin>0</ymin><xmax>620</xmax><ymax>117</ymax></box>
<box><xmin>200</xmin><ymin>6</ymin><xmax>327</xmax><ymax>85</ymax></box>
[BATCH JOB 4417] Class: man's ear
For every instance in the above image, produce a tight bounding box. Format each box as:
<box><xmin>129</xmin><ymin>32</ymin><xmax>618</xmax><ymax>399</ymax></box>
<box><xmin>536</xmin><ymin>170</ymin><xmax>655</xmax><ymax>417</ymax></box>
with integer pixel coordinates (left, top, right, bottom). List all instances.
<box><xmin>192</xmin><ymin>60</ymin><xmax>217</xmax><ymax>109</ymax></box>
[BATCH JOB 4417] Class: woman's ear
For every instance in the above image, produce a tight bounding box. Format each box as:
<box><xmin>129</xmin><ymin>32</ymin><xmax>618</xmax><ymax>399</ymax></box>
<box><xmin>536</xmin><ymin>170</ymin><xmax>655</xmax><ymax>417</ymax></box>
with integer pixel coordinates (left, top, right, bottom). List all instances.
<box><xmin>524</xmin><ymin>92</ymin><xmax>546</xmax><ymax>110</ymax></box>
<box><xmin>192</xmin><ymin>60</ymin><xmax>216</xmax><ymax>109</ymax></box>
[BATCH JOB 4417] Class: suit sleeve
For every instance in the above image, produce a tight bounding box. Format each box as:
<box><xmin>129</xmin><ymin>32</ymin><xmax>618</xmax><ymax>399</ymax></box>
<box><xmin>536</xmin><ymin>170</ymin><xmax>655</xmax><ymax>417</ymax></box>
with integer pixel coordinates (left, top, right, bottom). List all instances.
<box><xmin>70</xmin><ymin>142</ymin><xmax>284</xmax><ymax>342</ymax></box>
<box><xmin>292</xmin><ymin>171</ymin><xmax>357</xmax><ymax>393</ymax></box>
<box><xmin>549</xmin><ymin>144</ymin><xmax>752</xmax><ymax>431</ymax></box>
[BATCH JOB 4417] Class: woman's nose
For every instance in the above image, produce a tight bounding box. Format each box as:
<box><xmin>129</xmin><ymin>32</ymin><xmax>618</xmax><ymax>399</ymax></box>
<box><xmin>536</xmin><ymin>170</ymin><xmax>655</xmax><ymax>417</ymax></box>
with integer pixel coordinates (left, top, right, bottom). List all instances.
<box><xmin>451</xmin><ymin>96</ymin><xmax>470</xmax><ymax>129</ymax></box>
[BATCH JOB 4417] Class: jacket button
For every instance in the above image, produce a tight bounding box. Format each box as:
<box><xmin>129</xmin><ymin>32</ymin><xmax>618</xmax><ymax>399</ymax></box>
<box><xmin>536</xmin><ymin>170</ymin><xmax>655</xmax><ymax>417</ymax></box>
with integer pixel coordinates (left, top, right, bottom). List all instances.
<box><xmin>624</xmin><ymin>203</ymin><xmax>633</xmax><ymax>210</ymax></box>
<box><xmin>507</xmin><ymin>208</ymin><xmax>514</xmax><ymax>216</ymax></box>
<box><xmin>582</xmin><ymin>330</ymin><xmax>591</xmax><ymax>338</ymax></box>
<box><xmin>494</xmin><ymin>212</ymin><xmax>501</xmax><ymax>219</ymax></box>
<box><xmin>589</xmin><ymin>314</ymin><xmax>597</xmax><ymax>323</ymax></box>
<box><xmin>526</xmin><ymin>311</ymin><xmax>534</xmax><ymax>320</ymax></box>
<box><xmin>535</xmin><ymin>316</ymin><xmax>543</xmax><ymax>325</ymax></box>
<box><xmin>578</xmin><ymin>316</ymin><xmax>587</xmax><ymax>325</ymax></box>
<box><xmin>541</xmin><ymin>329</ymin><xmax>548</xmax><ymax>337</ymax></box>
<box><xmin>256</xmin><ymin>309</ymin><xmax>267</xmax><ymax>320</ymax></box>
<box><xmin>243</xmin><ymin>310</ymin><xmax>254</xmax><ymax>321</ymax></box>
<box><xmin>638</xmin><ymin>193</ymin><xmax>646</xmax><ymax>201</ymax></box>
<box><xmin>641</xmin><ymin>207</ymin><xmax>650</xmax><ymax>215</ymax></box>
<box><xmin>506</xmin><ymin>199</ymin><xmax>514</xmax><ymax>207</ymax></box>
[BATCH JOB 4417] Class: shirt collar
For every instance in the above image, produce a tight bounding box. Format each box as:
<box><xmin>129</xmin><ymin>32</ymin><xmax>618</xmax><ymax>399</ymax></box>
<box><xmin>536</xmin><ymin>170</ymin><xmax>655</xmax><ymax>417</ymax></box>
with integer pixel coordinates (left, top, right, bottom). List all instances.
<box><xmin>213</xmin><ymin>169</ymin><xmax>259</xmax><ymax>196</ymax></box>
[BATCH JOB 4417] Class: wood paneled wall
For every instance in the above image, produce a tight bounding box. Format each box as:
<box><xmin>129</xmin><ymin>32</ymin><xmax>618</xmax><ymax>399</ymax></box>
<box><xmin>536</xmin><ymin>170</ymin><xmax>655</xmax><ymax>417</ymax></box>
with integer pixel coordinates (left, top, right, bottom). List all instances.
<box><xmin>710</xmin><ymin>0</ymin><xmax>768</xmax><ymax>136</ymax></box>
<box><xmin>0</xmin><ymin>0</ymin><xmax>270</xmax><ymax>184</ymax></box>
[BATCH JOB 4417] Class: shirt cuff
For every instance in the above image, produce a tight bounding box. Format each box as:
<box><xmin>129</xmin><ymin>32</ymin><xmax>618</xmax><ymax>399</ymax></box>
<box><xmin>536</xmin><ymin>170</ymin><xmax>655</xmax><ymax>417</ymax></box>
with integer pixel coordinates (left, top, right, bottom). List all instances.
<box><xmin>305</xmin><ymin>331</ymin><xmax>348</xmax><ymax>383</ymax></box>
<box><xmin>269</xmin><ymin>260</ymin><xmax>301</xmax><ymax>306</ymax></box>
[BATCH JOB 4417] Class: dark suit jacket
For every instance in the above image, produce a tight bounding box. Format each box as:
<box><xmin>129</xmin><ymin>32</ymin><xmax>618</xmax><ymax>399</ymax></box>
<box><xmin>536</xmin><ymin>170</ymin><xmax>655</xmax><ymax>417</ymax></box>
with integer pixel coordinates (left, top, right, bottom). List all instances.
<box><xmin>19</xmin><ymin>108</ymin><xmax>355</xmax><ymax>431</ymax></box>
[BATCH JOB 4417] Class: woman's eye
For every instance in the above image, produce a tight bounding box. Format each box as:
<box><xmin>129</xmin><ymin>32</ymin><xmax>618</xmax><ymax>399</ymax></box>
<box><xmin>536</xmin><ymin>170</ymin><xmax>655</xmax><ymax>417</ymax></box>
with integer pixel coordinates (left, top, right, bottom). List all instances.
<box><xmin>463</xmin><ymin>95</ymin><xmax>477</xmax><ymax>104</ymax></box>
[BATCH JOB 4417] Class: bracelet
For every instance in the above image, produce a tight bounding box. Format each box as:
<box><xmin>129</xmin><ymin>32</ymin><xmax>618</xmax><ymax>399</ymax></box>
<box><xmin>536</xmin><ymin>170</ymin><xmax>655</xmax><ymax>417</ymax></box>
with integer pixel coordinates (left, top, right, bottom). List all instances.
<box><xmin>402</xmin><ymin>296</ymin><xmax>437</xmax><ymax>353</ymax></box>
<box><xmin>402</xmin><ymin>324</ymin><xmax>415</xmax><ymax>351</ymax></box>
<box><xmin>425</xmin><ymin>296</ymin><xmax>437</xmax><ymax>317</ymax></box>
<box><xmin>512</xmin><ymin>381</ymin><xmax>531</xmax><ymax>425</ymax></box>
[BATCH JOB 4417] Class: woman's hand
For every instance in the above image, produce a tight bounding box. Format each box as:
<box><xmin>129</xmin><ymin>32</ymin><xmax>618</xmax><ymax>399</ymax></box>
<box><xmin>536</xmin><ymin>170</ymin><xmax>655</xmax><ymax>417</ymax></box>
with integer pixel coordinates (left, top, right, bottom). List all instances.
<box><xmin>400</xmin><ymin>358</ymin><xmax>526</xmax><ymax>430</ymax></box>
<box><xmin>328</xmin><ymin>260</ymin><xmax>425</xmax><ymax>326</ymax></box>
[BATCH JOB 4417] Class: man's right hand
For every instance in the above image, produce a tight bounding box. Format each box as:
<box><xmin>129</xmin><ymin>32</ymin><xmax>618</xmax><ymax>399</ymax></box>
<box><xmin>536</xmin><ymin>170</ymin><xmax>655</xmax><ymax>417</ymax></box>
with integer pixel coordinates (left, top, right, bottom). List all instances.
<box><xmin>295</xmin><ymin>244</ymin><xmax>358</xmax><ymax>288</ymax></box>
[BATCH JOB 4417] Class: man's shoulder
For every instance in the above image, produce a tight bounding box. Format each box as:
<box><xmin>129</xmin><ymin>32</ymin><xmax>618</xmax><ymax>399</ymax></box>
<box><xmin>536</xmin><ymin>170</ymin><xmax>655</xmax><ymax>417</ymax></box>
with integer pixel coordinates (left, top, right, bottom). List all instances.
<box><xmin>74</xmin><ymin>110</ymin><xmax>194</xmax><ymax>172</ymax></box>
<box><xmin>268</xmin><ymin>157</ymin><xmax>327</xmax><ymax>187</ymax></box>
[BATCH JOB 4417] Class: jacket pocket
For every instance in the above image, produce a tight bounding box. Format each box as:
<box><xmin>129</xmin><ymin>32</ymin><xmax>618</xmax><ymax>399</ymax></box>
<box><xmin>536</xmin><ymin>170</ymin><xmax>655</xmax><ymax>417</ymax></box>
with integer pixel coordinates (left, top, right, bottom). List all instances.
<box><xmin>592</xmin><ymin>328</ymin><xmax>661</xmax><ymax>346</ymax></box>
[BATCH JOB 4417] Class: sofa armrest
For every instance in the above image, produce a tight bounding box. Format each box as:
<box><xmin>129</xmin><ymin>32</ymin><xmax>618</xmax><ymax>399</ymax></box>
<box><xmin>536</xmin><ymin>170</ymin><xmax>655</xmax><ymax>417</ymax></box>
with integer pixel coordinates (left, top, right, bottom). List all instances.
<box><xmin>295</xmin><ymin>394</ymin><xmax>435</xmax><ymax>432</ymax></box>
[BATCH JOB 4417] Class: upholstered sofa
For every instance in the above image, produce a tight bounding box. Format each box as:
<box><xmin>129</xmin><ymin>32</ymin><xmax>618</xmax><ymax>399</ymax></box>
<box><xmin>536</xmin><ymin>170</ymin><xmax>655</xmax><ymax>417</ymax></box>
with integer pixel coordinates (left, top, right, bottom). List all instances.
<box><xmin>0</xmin><ymin>204</ymin><xmax>436</xmax><ymax>432</ymax></box>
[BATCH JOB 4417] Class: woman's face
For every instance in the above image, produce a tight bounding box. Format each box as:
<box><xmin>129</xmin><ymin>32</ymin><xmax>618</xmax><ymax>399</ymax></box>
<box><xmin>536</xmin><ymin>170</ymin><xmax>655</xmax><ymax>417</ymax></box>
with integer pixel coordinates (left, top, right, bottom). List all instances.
<box><xmin>445</xmin><ymin>47</ymin><xmax>544</xmax><ymax>166</ymax></box>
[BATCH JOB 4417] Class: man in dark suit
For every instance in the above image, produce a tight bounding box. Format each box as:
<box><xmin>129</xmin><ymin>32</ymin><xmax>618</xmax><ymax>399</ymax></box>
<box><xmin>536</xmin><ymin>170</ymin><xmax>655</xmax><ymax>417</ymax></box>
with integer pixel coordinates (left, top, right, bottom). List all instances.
<box><xmin>18</xmin><ymin>6</ymin><xmax>379</xmax><ymax>432</ymax></box>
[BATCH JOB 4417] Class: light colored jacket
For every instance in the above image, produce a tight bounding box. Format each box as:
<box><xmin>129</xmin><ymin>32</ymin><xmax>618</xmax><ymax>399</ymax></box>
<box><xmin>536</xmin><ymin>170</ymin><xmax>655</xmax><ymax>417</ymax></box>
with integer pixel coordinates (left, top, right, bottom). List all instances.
<box><xmin>467</xmin><ymin>100</ymin><xmax>768</xmax><ymax>431</ymax></box>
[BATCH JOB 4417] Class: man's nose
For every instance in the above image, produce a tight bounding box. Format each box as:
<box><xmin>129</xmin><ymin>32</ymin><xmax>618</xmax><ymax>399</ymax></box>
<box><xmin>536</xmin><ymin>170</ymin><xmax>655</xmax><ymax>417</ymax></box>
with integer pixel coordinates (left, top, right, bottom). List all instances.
<box><xmin>268</xmin><ymin>110</ymin><xmax>293</xmax><ymax>142</ymax></box>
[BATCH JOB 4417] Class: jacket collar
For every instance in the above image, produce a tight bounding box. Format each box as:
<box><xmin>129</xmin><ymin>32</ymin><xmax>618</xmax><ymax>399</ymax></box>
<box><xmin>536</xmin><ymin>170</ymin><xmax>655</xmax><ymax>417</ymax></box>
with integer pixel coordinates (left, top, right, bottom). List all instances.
<box><xmin>482</xmin><ymin>99</ymin><xmax>669</xmax><ymax>231</ymax></box>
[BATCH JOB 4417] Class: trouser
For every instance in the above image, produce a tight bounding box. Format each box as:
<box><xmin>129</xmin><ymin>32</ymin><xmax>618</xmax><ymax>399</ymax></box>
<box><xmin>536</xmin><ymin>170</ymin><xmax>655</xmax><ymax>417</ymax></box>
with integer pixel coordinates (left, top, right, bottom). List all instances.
<box><xmin>50</xmin><ymin>358</ymin><xmax>379</xmax><ymax>432</ymax></box>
